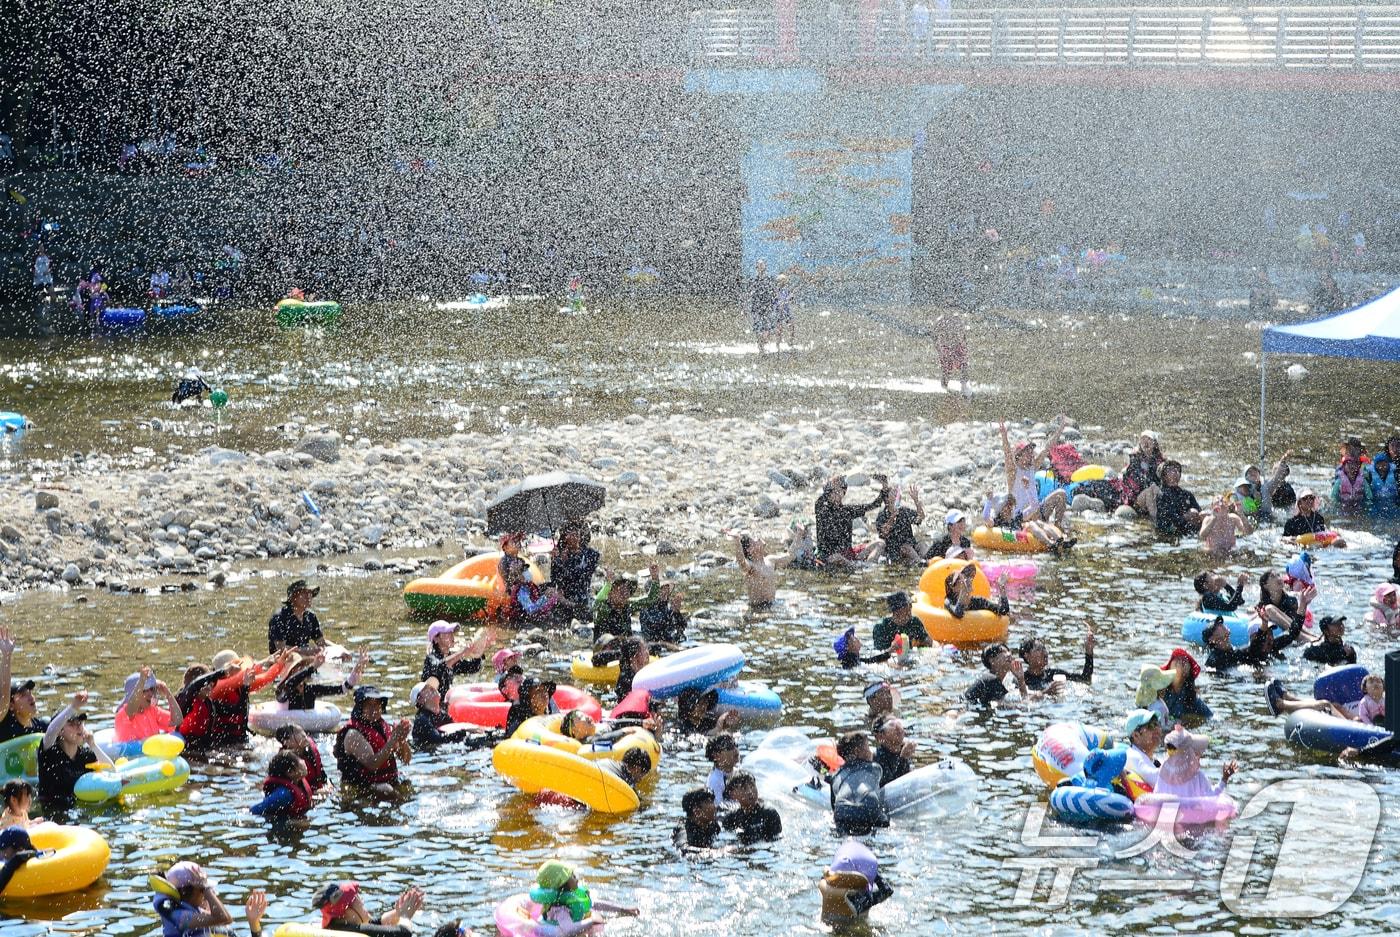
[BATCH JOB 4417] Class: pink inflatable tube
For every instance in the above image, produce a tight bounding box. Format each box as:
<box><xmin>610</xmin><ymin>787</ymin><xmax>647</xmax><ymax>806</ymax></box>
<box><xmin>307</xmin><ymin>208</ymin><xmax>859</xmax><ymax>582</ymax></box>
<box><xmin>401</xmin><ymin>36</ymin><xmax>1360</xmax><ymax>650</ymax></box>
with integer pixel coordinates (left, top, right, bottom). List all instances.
<box><xmin>494</xmin><ymin>893</ymin><xmax>603</xmax><ymax>937</ymax></box>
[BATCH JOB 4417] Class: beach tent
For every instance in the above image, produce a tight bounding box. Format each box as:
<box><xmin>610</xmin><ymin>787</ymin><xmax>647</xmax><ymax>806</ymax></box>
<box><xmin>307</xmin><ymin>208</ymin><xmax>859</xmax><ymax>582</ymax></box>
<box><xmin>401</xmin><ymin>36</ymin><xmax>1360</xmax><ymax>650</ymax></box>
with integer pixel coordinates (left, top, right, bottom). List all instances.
<box><xmin>1259</xmin><ymin>285</ymin><xmax>1400</xmax><ymax>459</ymax></box>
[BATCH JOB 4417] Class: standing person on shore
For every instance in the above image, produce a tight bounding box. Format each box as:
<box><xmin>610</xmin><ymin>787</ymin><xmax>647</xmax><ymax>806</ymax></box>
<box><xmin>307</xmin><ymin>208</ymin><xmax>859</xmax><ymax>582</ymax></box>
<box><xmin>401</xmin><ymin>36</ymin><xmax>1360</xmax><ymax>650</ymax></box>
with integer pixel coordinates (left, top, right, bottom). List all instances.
<box><xmin>814</xmin><ymin>475</ymin><xmax>887</xmax><ymax>569</ymax></box>
<box><xmin>748</xmin><ymin>259</ymin><xmax>777</xmax><ymax>355</ymax></box>
<box><xmin>934</xmin><ymin>313</ymin><xmax>971</xmax><ymax>396</ymax></box>
<box><xmin>773</xmin><ymin>274</ymin><xmax>796</xmax><ymax>350</ymax></box>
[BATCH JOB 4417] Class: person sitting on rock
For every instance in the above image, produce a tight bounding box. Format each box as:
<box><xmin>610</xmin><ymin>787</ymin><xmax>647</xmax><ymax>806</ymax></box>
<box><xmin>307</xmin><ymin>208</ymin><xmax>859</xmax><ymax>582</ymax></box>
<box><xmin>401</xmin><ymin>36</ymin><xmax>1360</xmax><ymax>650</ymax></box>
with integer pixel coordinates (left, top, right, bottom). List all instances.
<box><xmin>998</xmin><ymin>415</ymin><xmax>1071</xmax><ymax>533</ymax></box>
<box><xmin>814</xmin><ymin>475</ymin><xmax>887</xmax><ymax>569</ymax></box>
<box><xmin>875</xmin><ymin>483</ymin><xmax>925</xmax><ymax>565</ymax></box>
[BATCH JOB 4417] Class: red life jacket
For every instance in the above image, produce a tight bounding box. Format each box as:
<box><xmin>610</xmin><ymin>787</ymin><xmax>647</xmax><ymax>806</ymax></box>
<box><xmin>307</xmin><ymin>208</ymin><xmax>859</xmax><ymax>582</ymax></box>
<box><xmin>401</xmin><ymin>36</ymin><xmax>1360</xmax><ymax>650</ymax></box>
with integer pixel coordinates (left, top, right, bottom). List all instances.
<box><xmin>334</xmin><ymin>716</ymin><xmax>398</xmax><ymax>786</ymax></box>
<box><xmin>301</xmin><ymin>741</ymin><xmax>328</xmax><ymax>791</ymax></box>
<box><xmin>207</xmin><ymin>684</ymin><xmax>250</xmax><ymax>744</ymax></box>
<box><xmin>262</xmin><ymin>775</ymin><xmax>314</xmax><ymax>817</ymax></box>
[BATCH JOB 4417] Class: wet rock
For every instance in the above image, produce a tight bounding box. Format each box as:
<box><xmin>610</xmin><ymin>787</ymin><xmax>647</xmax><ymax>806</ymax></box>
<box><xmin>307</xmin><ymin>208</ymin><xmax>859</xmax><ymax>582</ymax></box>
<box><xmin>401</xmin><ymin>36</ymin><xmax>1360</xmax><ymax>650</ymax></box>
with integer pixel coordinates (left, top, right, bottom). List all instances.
<box><xmin>206</xmin><ymin>447</ymin><xmax>248</xmax><ymax>467</ymax></box>
<box><xmin>1113</xmin><ymin>505</ymin><xmax>1139</xmax><ymax>521</ymax></box>
<box><xmin>0</xmin><ymin>526</ymin><xmax>20</xmax><ymax>543</ymax></box>
<box><xmin>363</xmin><ymin>557</ymin><xmax>384</xmax><ymax>571</ymax></box>
<box><xmin>194</xmin><ymin>546</ymin><xmax>218</xmax><ymax>560</ymax></box>
<box><xmin>35</xmin><ymin>491</ymin><xmax>59</xmax><ymax>511</ymax></box>
<box><xmin>1070</xmin><ymin>494</ymin><xmax>1105</xmax><ymax>513</ymax></box>
<box><xmin>296</xmin><ymin>432</ymin><xmax>342</xmax><ymax>463</ymax></box>
<box><xmin>1286</xmin><ymin>363</ymin><xmax>1308</xmax><ymax>381</ymax></box>
<box><xmin>614</xmin><ymin>471</ymin><xmax>640</xmax><ymax>487</ymax></box>
<box><xmin>360</xmin><ymin>524</ymin><xmax>385</xmax><ymax>545</ymax></box>
<box><xmin>767</xmin><ymin>469</ymin><xmax>794</xmax><ymax>490</ymax></box>
<box><xmin>655</xmin><ymin>540</ymin><xmax>679</xmax><ymax>556</ymax></box>
<box><xmin>61</xmin><ymin>563</ymin><xmax>80</xmax><ymax>583</ymax></box>
<box><xmin>754</xmin><ymin>495</ymin><xmax>780</xmax><ymax>519</ymax></box>
<box><xmin>208</xmin><ymin>571</ymin><xmax>227</xmax><ymax>587</ymax></box>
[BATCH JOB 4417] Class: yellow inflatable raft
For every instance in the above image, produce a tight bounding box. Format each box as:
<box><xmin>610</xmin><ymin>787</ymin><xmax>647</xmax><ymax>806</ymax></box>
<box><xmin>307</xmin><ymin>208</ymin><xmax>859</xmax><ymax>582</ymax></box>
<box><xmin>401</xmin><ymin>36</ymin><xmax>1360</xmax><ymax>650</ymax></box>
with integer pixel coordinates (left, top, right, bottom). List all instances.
<box><xmin>492</xmin><ymin>739</ymin><xmax>640</xmax><ymax>813</ymax></box>
<box><xmin>971</xmin><ymin>524</ymin><xmax>1049</xmax><ymax>554</ymax></box>
<box><xmin>401</xmin><ymin>551</ymin><xmax>542</xmax><ymax>621</ymax></box>
<box><xmin>273</xmin><ymin>926</ymin><xmax>363</xmax><ymax>937</ymax></box>
<box><xmin>512</xmin><ymin>715</ymin><xmax>661</xmax><ymax>767</ymax></box>
<box><xmin>570</xmin><ymin>651</ymin><xmax>620</xmax><ymax>684</ymax></box>
<box><xmin>911</xmin><ymin>558</ymin><xmax>1010</xmax><ymax>644</ymax></box>
<box><xmin>2</xmin><ymin>824</ymin><xmax>110</xmax><ymax>897</ymax></box>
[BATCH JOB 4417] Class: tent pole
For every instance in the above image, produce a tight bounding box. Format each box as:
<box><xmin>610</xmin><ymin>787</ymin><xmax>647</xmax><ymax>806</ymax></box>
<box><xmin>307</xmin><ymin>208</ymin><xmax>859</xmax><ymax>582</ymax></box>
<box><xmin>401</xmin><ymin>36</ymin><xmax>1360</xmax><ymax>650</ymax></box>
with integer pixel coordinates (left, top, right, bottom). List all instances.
<box><xmin>1258</xmin><ymin>352</ymin><xmax>1266</xmax><ymax>464</ymax></box>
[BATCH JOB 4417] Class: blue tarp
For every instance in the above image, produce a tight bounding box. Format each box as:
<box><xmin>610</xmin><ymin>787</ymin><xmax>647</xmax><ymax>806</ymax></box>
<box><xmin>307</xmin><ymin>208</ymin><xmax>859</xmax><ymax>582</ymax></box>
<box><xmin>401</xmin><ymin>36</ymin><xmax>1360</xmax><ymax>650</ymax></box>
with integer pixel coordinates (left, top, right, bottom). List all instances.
<box><xmin>1262</xmin><ymin>286</ymin><xmax>1400</xmax><ymax>361</ymax></box>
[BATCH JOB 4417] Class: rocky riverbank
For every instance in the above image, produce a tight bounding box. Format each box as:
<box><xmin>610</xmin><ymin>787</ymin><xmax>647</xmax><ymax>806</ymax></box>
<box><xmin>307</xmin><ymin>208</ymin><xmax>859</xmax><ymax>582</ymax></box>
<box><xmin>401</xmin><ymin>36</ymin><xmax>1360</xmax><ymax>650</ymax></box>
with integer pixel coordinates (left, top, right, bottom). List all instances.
<box><xmin>0</xmin><ymin>408</ymin><xmax>1135</xmax><ymax>595</ymax></box>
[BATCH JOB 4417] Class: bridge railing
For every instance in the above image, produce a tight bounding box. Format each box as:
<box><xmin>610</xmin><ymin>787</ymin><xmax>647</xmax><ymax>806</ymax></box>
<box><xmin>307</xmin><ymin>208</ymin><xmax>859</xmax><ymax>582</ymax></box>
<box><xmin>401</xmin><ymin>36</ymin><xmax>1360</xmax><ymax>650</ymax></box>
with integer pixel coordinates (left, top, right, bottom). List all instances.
<box><xmin>689</xmin><ymin>6</ymin><xmax>1400</xmax><ymax>69</ymax></box>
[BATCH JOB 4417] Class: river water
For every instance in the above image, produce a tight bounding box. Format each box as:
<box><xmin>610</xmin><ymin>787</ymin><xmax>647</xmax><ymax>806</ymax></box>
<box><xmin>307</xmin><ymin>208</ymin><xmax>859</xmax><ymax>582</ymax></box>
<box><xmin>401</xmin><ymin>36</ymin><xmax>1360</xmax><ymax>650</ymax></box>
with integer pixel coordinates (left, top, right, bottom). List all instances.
<box><xmin>2</xmin><ymin>299</ymin><xmax>1400</xmax><ymax>936</ymax></box>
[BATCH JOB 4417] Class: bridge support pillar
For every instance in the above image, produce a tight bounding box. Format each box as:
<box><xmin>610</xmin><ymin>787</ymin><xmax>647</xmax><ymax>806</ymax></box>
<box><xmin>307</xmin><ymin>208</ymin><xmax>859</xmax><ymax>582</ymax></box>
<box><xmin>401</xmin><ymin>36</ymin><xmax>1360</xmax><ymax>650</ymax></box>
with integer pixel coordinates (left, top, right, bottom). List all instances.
<box><xmin>687</xmin><ymin>68</ymin><xmax>961</xmax><ymax>308</ymax></box>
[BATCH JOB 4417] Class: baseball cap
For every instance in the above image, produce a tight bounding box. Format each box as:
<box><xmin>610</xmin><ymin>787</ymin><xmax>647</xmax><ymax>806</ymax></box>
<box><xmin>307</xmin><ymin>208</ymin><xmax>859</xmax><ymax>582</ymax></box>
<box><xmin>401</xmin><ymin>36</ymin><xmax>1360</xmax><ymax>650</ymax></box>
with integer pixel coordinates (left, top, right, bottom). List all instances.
<box><xmin>520</xmin><ymin>676</ymin><xmax>556</xmax><ymax>698</ymax></box>
<box><xmin>286</xmin><ymin>579</ymin><xmax>319</xmax><ymax>597</ymax></box>
<box><xmin>315</xmin><ymin>882</ymin><xmax>361</xmax><ymax>927</ymax></box>
<box><xmin>353</xmin><ymin>685</ymin><xmax>392</xmax><ymax>704</ymax></box>
<box><xmin>945</xmin><ymin>510</ymin><xmax>967</xmax><ymax>526</ymax></box>
<box><xmin>211</xmin><ymin>650</ymin><xmax>241</xmax><ymax>671</ymax></box>
<box><xmin>1296</xmin><ymin>488</ymin><xmax>1317</xmax><ymax>501</ymax></box>
<box><xmin>426</xmin><ymin>620</ymin><xmax>458</xmax><ymax>648</ymax></box>
<box><xmin>0</xmin><ymin>827</ymin><xmax>34</xmax><ymax>851</ymax></box>
<box><xmin>1233</xmin><ymin>477</ymin><xmax>1251</xmax><ymax>491</ymax></box>
<box><xmin>492</xmin><ymin>648</ymin><xmax>521</xmax><ymax>673</ymax></box>
<box><xmin>123</xmin><ymin>671</ymin><xmax>157</xmax><ymax>695</ymax></box>
<box><xmin>9</xmin><ymin>678</ymin><xmax>34</xmax><ymax>695</ymax></box>
<box><xmin>1123</xmin><ymin>709</ymin><xmax>1160</xmax><ymax>736</ymax></box>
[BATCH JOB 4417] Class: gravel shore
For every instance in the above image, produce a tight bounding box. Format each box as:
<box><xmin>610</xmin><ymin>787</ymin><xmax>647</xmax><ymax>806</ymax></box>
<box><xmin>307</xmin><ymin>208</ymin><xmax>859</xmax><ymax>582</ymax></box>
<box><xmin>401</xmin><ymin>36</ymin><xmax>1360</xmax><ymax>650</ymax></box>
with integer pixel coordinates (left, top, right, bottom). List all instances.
<box><xmin>0</xmin><ymin>408</ymin><xmax>1131</xmax><ymax>594</ymax></box>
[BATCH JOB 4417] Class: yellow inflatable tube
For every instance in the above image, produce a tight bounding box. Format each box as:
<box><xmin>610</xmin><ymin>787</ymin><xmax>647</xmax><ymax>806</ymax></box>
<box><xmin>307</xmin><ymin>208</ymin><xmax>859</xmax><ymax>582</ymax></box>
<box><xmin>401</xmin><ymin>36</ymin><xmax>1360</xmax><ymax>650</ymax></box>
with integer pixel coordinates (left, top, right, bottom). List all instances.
<box><xmin>2</xmin><ymin>824</ymin><xmax>110</xmax><ymax>897</ymax></box>
<box><xmin>492</xmin><ymin>739</ymin><xmax>640</xmax><ymax>813</ymax></box>
<box><xmin>273</xmin><ymin>926</ymin><xmax>365</xmax><ymax>937</ymax></box>
<box><xmin>402</xmin><ymin>551</ymin><xmax>543</xmax><ymax>620</ymax></box>
<box><xmin>512</xmin><ymin>715</ymin><xmax>661</xmax><ymax>766</ymax></box>
<box><xmin>911</xmin><ymin>559</ymin><xmax>1010</xmax><ymax>644</ymax></box>
<box><xmin>971</xmin><ymin>525</ymin><xmax>1049</xmax><ymax>554</ymax></box>
<box><xmin>570</xmin><ymin>651</ymin><xmax>620</xmax><ymax>684</ymax></box>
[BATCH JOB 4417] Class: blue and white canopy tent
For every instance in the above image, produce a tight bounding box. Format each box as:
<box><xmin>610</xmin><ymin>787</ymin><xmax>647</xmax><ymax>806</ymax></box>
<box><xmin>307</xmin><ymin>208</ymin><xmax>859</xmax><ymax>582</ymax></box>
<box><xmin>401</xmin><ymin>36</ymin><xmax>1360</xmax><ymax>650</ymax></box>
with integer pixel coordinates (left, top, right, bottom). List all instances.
<box><xmin>1259</xmin><ymin>286</ymin><xmax>1400</xmax><ymax>460</ymax></box>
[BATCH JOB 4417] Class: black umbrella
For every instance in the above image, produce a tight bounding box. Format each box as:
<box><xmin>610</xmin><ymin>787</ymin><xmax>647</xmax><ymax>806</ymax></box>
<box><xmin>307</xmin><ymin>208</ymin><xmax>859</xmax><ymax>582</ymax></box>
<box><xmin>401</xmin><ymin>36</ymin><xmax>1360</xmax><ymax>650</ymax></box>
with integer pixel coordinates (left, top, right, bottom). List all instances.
<box><xmin>485</xmin><ymin>471</ymin><xmax>607</xmax><ymax>535</ymax></box>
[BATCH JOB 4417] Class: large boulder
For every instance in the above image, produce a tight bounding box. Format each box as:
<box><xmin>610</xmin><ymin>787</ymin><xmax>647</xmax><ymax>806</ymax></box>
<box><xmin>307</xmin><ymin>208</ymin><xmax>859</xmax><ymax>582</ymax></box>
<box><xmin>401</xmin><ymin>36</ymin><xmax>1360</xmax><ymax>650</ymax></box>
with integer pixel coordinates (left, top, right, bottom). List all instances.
<box><xmin>296</xmin><ymin>432</ymin><xmax>342</xmax><ymax>464</ymax></box>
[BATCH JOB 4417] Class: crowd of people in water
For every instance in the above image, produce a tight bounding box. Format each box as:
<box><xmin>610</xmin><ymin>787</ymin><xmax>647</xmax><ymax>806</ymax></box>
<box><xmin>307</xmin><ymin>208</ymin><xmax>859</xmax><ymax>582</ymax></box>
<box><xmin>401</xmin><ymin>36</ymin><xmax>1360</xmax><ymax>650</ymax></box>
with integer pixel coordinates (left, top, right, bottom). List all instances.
<box><xmin>2</xmin><ymin>419</ymin><xmax>1400</xmax><ymax>934</ymax></box>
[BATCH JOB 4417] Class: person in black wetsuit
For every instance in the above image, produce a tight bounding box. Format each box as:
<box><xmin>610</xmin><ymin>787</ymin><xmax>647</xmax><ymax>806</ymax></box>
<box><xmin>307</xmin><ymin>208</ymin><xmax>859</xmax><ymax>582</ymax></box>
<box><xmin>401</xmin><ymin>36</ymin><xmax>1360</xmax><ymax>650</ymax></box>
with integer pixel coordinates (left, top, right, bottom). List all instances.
<box><xmin>944</xmin><ymin>566</ymin><xmax>1010</xmax><ymax>619</ymax></box>
<box><xmin>720</xmin><ymin>771</ymin><xmax>782</xmax><ymax>844</ymax></box>
<box><xmin>267</xmin><ymin>580</ymin><xmax>326</xmax><ymax>654</ymax></box>
<box><xmin>1283</xmin><ymin>489</ymin><xmax>1342</xmax><ymax>543</ymax></box>
<box><xmin>1302</xmin><ymin>616</ymin><xmax>1357</xmax><ymax>666</ymax></box>
<box><xmin>834</xmin><ymin>628</ymin><xmax>892</xmax><ymax>669</ymax></box>
<box><xmin>814</xmin><ymin>475</ymin><xmax>888</xmax><ymax>568</ymax></box>
<box><xmin>409</xmin><ymin>682</ymin><xmax>490</xmax><ymax>750</ymax></box>
<box><xmin>676</xmin><ymin>687</ymin><xmax>739</xmax><ymax>736</ymax></box>
<box><xmin>1256</xmin><ymin>570</ymin><xmax>1315</xmax><ymax>633</ymax></box>
<box><xmin>925</xmin><ymin>510</ymin><xmax>972</xmax><ymax>563</ymax></box>
<box><xmin>964</xmin><ymin>643</ymin><xmax>1029</xmax><ymax>707</ymax></box>
<box><xmin>677</xmin><ymin>787</ymin><xmax>723</xmax><ymax>850</ymax></box>
<box><xmin>872</xmin><ymin>717</ymin><xmax>913</xmax><ymax>786</ymax></box>
<box><xmin>550</xmin><ymin>520</ymin><xmax>600</xmax><ymax>624</ymax></box>
<box><xmin>829</xmin><ymin>733</ymin><xmax>888</xmax><ymax>834</ymax></box>
<box><xmin>1018</xmin><ymin>632</ymin><xmax>1093</xmax><ymax>692</ymax></box>
<box><xmin>0</xmin><ymin>826</ymin><xmax>39</xmax><ymax>896</ymax></box>
<box><xmin>1152</xmin><ymin>461</ymin><xmax>1201</xmax><ymax>537</ymax></box>
<box><xmin>875</xmin><ymin>484</ymin><xmax>925</xmax><ymax>565</ymax></box>
<box><xmin>420</xmin><ymin>621</ymin><xmax>486</xmax><ymax>695</ymax></box>
<box><xmin>1195</xmin><ymin>571</ymin><xmax>1249</xmax><ymax>613</ymax></box>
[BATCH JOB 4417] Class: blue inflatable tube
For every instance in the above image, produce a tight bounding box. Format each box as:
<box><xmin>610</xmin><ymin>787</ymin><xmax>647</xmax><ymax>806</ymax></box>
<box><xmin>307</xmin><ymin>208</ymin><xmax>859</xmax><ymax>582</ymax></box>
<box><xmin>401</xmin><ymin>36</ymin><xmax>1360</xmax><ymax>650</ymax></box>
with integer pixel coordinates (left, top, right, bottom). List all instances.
<box><xmin>1282</xmin><ymin>709</ymin><xmax>1390</xmax><ymax>754</ymax></box>
<box><xmin>153</xmin><ymin>303</ymin><xmax>199</xmax><ymax>319</ymax></box>
<box><xmin>101</xmin><ymin>307</ymin><xmax>146</xmax><ymax>328</ymax></box>
<box><xmin>0</xmin><ymin>412</ymin><xmax>26</xmax><ymax>433</ymax></box>
<box><xmin>1049</xmin><ymin>783</ymin><xmax>1133</xmax><ymax>823</ymax></box>
<box><xmin>1314</xmin><ymin>665</ymin><xmax>1367</xmax><ymax>707</ymax></box>
<box><xmin>714</xmin><ymin>681</ymin><xmax>783</xmax><ymax>725</ymax></box>
<box><xmin>1181</xmin><ymin>611</ymin><xmax>1252</xmax><ymax>647</ymax></box>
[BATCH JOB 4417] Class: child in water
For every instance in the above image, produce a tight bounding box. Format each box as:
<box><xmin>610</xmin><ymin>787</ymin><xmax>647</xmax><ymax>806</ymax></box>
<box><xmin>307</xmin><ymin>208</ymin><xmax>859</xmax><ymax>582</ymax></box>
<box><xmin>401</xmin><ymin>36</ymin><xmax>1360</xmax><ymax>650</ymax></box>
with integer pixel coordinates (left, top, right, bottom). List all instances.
<box><xmin>733</xmin><ymin>533</ymin><xmax>797</xmax><ymax>607</ymax></box>
<box><xmin>1153</xmin><ymin>724</ymin><xmax>1237</xmax><ymax>799</ymax></box>
<box><xmin>531</xmin><ymin>860</ymin><xmax>638</xmax><ymax>934</ymax></box>
<box><xmin>833</xmin><ymin>628</ymin><xmax>892</xmax><ymax>669</ymax></box>
<box><xmin>720</xmin><ymin>771</ymin><xmax>782</xmax><ymax>844</ymax></box>
<box><xmin>0</xmin><ymin>780</ymin><xmax>40</xmax><ymax>828</ymax></box>
<box><xmin>705</xmin><ymin>734</ymin><xmax>739</xmax><ymax>805</ymax></box>
<box><xmin>249</xmin><ymin>752</ymin><xmax>313</xmax><ymax>826</ymax></box>
<box><xmin>677</xmin><ymin>787</ymin><xmax>723</xmax><ymax>850</ymax></box>
<box><xmin>1357</xmin><ymin>675</ymin><xmax>1386</xmax><ymax>725</ymax></box>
